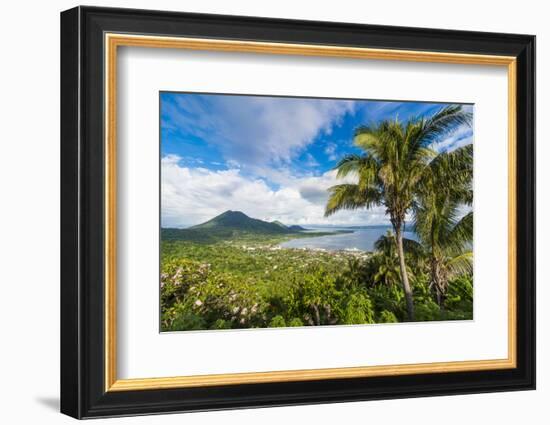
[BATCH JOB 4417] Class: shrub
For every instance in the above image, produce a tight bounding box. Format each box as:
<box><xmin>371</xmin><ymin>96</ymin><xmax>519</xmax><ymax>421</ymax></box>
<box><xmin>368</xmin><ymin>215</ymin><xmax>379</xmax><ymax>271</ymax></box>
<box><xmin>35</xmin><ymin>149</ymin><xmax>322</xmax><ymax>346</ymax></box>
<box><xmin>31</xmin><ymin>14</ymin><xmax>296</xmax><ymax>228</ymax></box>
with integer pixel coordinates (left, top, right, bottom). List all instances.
<box><xmin>378</xmin><ymin>310</ymin><xmax>398</xmax><ymax>323</ymax></box>
<box><xmin>445</xmin><ymin>275</ymin><xmax>473</xmax><ymax>310</ymax></box>
<box><xmin>211</xmin><ymin>319</ymin><xmax>232</xmax><ymax>330</ymax></box>
<box><xmin>340</xmin><ymin>291</ymin><xmax>375</xmax><ymax>324</ymax></box>
<box><xmin>283</xmin><ymin>269</ymin><xmax>342</xmax><ymax>325</ymax></box>
<box><xmin>161</xmin><ymin>257</ymin><xmax>266</xmax><ymax>330</ymax></box>
<box><xmin>168</xmin><ymin>309</ymin><xmax>206</xmax><ymax>331</ymax></box>
<box><xmin>414</xmin><ymin>299</ymin><xmax>441</xmax><ymax>321</ymax></box>
<box><xmin>269</xmin><ymin>315</ymin><xmax>286</xmax><ymax>328</ymax></box>
<box><xmin>288</xmin><ymin>318</ymin><xmax>304</xmax><ymax>327</ymax></box>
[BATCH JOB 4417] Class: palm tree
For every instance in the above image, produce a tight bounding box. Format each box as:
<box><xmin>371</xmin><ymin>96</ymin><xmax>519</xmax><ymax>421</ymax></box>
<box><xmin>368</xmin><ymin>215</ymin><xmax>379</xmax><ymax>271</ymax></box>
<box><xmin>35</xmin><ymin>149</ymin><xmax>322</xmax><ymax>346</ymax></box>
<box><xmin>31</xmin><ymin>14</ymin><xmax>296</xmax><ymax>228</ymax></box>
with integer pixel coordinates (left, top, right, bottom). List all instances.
<box><xmin>413</xmin><ymin>144</ymin><xmax>474</xmax><ymax>306</ymax></box>
<box><xmin>325</xmin><ymin>106</ymin><xmax>472</xmax><ymax>320</ymax></box>
<box><xmin>372</xmin><ymin>231</ymin><xmax>424</xmax><ymax>287</ymax></box>
<box><xmin>372</xmin><ymin>231</ymin><xmax>402</xmax><ymax>287</ymax></box>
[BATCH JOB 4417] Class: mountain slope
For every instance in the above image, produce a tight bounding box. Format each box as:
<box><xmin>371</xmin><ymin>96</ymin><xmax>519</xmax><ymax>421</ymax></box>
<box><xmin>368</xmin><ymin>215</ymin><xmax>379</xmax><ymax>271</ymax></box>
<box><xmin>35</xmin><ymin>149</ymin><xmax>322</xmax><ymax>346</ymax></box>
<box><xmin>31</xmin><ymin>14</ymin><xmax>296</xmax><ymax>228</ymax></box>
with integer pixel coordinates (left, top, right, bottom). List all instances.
<box><xmin>192</xmin><ymin>210</ymin><xmax>292</xmax><ymax>234</ymax></box>
<box><xmin>271</xmin><ymin>220</ymin><xmax>289</xmax><ymax>230</ymax></box>
<box><xmin>162</xmin><ymin>211</ymin><xmax>303</xmax><ymax>242</ymax></box>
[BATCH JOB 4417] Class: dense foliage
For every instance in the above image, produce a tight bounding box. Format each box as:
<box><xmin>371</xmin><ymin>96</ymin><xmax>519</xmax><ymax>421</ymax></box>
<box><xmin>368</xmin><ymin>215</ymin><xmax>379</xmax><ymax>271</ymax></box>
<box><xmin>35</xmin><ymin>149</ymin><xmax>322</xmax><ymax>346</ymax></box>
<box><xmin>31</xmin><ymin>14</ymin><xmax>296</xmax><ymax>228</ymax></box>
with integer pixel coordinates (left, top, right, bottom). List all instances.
<box><xmin>161</xmin><ymin>236</ymin><xmax>472</xmax><ymax>331</ymax></box>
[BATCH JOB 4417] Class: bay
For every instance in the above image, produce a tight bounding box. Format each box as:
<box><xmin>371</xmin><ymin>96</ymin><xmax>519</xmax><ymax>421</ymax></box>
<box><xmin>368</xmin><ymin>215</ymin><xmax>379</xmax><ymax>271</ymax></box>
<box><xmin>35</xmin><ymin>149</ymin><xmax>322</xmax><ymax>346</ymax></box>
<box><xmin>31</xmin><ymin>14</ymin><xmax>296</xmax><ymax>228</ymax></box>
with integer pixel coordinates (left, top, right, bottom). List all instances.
<box><xmin>279</xmin><ymin>226</ymin><xmax>417</xmax><ymax>252</ymax></box>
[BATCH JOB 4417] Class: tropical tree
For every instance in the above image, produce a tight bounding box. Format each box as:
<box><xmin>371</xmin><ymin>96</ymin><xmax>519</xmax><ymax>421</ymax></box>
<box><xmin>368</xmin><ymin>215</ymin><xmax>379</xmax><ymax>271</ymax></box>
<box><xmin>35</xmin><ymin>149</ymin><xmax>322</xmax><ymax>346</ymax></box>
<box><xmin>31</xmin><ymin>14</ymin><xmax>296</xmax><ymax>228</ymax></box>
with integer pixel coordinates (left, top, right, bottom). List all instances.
<box><xmin>325</xmin><ymin>106</ymin><xmax>472</xmax><ymax>320</ymax></box>
<box><xmin>413</xmin><ymin>144</ymin><xmax>473</xmax><ymax>306</ymax></box>
<box><xmin>372</xmin><ymin>230</ymin><xmax>423</xmax><ymax>287</ymax></box>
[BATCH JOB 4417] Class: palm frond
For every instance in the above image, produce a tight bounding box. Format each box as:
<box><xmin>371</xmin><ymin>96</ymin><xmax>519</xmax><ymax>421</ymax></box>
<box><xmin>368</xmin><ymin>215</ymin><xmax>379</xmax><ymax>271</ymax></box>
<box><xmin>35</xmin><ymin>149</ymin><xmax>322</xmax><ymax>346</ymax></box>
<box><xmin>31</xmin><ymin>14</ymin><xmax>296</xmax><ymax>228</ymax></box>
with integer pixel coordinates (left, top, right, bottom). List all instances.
<box><xmin>333</xmin><ymin>154</ymin><xmax>377</xmax><ymax>180</ymax></box>
<box><xmin>353</xmin><ymin>126</ymin><xmax>380</xmax><ymax>153</ymax></box>
<box><xmin>446</xmin><ymin>251</ymin><xmax>473</xmax><ymax>277</ymax></box>
<box><xmin>419</xmin><ymin>105</ymin><xmax>473</xmax><ymax>146</ymax></box>
<box><xmin>374</xmin><ymin>232</ymin><xmax>424</xmax><ymax>259</ymax></box>
<box><xmin>324</xmin><ymin>184</ymin><xmax>382</xmax><ymax>217</ymax></box>
<box><xmin>374</xmin><ymin>231</ymin><xmax>395</xmax><ymax>253</ymax></box>
<box><xmin>402</xmin><ymin>237</ymin><xmax>425</xmax><ymax>258</ymax></box>
<box><xmin>428</xmin><ymin>144</ymin><xmax>473</xmax><ymax>184</ymax></box>
<box><xmin>446</xmin><ymin>211</ymin><xmax>473</xmax><ymax>253</ymax></box>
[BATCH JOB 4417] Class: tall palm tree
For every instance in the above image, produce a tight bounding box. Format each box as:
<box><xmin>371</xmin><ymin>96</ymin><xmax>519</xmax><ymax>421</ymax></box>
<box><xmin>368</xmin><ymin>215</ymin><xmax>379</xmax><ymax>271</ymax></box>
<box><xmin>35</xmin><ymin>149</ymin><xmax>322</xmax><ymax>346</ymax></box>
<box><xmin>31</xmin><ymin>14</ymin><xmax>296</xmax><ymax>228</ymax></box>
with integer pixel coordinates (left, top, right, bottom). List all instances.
<box><xmin>413</xmin><ymin>144</ymin><xmax>473</xmax><ymax>305</ymax></box>
<box><xmin>325</xmin><ymin>106</ymin><xmax>472</xmax><ymax>320</ymax></box>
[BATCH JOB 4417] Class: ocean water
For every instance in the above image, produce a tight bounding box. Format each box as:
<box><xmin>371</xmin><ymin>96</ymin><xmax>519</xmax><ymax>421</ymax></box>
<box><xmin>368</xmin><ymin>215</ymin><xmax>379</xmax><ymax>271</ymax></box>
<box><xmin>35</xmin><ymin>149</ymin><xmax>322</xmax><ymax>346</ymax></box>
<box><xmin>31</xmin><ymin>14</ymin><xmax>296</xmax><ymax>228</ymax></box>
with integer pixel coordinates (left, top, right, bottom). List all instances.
<box><xmin>279</xmin><ymin>226</ymin><xmax>417</xmax><ymax>252</ymax></box>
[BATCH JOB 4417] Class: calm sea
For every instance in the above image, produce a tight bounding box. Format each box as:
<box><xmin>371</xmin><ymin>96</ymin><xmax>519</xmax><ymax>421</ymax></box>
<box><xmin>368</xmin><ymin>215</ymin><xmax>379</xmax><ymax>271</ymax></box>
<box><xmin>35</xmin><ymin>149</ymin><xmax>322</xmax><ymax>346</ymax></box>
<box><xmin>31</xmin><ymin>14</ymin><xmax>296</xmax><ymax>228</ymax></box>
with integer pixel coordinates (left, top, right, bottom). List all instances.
<box><xmin>279</xmin><ymin>226</ymin><xmax>417</xmax><ymax>252</ymax></box>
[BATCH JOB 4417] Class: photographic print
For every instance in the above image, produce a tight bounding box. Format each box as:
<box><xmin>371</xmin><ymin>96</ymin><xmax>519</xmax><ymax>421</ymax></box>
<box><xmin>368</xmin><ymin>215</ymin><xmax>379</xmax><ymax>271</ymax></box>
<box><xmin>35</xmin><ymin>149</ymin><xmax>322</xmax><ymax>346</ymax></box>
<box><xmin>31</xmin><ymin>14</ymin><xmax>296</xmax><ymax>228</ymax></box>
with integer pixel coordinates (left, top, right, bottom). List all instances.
<box><xmin>160</xmin><ymin>92</ymin><xmax>474</xmax><ymax>332</ymax></box>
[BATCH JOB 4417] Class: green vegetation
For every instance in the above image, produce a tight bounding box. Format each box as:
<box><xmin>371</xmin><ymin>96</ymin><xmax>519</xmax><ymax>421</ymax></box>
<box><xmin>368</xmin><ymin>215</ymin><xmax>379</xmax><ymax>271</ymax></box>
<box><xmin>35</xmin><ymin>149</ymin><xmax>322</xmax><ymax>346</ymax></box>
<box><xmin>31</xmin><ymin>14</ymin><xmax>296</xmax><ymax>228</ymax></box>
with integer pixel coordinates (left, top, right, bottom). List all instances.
<box><xmin>161</xmin><ymin>231</ymin><xmax>472</xmax><ymax>331</ymax></box>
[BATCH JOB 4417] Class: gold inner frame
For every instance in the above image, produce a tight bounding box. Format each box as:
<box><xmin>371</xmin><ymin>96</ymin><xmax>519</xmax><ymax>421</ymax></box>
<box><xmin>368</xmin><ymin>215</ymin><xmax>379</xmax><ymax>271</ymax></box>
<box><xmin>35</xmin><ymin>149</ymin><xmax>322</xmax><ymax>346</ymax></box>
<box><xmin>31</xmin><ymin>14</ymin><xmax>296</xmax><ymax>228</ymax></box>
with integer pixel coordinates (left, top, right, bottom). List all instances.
<box><xmin>104</xmin><ymin>33</ymin><xmax>517</xmax><ymax>392</ymax></box>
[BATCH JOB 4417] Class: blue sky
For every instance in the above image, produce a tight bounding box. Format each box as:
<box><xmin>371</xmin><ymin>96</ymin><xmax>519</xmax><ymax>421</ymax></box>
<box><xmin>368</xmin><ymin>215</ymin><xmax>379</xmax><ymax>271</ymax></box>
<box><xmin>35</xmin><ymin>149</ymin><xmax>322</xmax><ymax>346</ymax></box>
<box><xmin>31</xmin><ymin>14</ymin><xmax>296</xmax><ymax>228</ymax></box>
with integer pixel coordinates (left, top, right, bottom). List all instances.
<box><xmin>161</xmin><ymin>92</ymin><xmax>473</xmax><ymax>228</ymax></box>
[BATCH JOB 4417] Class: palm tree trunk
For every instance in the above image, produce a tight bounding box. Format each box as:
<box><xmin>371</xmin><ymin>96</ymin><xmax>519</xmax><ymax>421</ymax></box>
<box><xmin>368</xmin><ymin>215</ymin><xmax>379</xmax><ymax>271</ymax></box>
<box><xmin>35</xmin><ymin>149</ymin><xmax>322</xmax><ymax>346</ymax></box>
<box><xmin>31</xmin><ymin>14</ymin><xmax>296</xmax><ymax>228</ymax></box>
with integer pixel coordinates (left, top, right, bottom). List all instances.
<box><xmin>431</xmin><ymin>258</ymin><xmax>444</xmax><ymax>308</ymax></box>
<box><xmin>312</xmin><ymin>304</ymin><xmax>321</xmax><ymax>325</ymax></box>
<box><xmin>395</xmin><ymin>227</ymin><xmax>415</xmax><ymax>321</ymax></box>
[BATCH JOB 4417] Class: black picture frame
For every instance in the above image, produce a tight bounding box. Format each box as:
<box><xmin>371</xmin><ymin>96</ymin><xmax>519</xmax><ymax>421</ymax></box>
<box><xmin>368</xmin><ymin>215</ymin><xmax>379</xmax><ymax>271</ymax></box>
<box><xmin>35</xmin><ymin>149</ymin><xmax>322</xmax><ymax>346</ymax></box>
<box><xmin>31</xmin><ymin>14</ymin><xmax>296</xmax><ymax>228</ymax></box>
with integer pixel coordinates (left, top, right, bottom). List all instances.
<box><xmin>61</xmin><ymin>5</ymin><xmax>535</xmax><ymax>419</ymax></box>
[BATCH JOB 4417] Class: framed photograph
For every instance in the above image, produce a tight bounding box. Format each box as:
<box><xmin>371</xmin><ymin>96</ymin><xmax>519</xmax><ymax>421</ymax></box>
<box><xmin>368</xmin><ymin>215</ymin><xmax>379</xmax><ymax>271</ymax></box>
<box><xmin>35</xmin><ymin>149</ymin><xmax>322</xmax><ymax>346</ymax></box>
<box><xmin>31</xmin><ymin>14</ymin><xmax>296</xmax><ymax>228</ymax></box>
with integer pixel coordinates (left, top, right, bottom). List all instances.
<box><xmin>60</xmin><ymin>6</ymin><xmax>535</xmax><ymax>419</ymax></box>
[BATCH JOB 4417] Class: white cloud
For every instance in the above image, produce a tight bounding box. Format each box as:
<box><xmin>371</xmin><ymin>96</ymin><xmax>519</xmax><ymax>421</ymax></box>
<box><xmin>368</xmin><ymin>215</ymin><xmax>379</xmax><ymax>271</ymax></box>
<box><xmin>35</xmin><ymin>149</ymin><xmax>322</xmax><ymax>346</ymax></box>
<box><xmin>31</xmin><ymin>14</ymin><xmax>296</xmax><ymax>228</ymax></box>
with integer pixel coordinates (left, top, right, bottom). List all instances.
<box><xmin>432</xmin><ymin>123</ymin><xmax>473</xmax><ymax>152</ymax></box>
<box><xmin>324</xmin><ymin>142</ymin><xmax>338</xmax><ymax>161</ymax></box>
<box><xmin>161</xmin><ymin>155</ymin><xmax>388</xmax><ymax>228</ymax></box>
<box><xmin>304</xmin><ymin>153</ymin><xmax>319</xmax><ymax>167</ymax></box>
<box><xmin>166</xmin><ymin>95</ymin><xmax>355</xmax><ymax>169</ymax></box>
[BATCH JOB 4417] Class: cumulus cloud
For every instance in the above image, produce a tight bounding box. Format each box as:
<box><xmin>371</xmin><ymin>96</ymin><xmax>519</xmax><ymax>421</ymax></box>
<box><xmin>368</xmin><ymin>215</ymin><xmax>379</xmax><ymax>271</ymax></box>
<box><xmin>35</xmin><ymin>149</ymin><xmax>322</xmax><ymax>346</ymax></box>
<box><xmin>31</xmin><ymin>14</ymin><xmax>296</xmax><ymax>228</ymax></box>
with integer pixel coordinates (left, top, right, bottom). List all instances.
<box><xmin>162</xmin><ymin>95</ymin><xmax>356</xmax><ymax>169</ymax></box>
<box><xmin>161</xmin><ymin>155</ymin><xmax>388</xmax><ymax>228</ymax></box>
